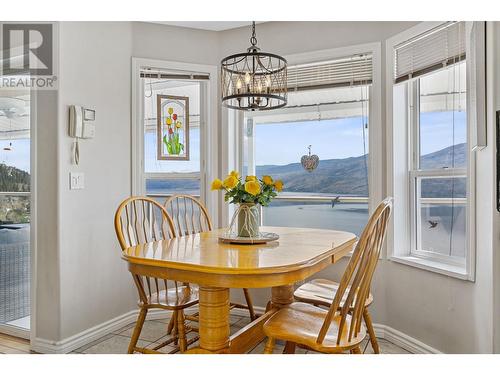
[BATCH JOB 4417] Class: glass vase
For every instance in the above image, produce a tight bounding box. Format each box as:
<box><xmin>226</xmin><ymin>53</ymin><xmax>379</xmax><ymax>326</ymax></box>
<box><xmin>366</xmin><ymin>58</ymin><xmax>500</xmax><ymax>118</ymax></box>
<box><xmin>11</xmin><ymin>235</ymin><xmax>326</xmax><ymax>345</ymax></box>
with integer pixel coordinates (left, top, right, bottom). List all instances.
<box><xmin>237</xmin><ymin>203</ymin><xmax>260</xmax><ymax>237</ymax></box>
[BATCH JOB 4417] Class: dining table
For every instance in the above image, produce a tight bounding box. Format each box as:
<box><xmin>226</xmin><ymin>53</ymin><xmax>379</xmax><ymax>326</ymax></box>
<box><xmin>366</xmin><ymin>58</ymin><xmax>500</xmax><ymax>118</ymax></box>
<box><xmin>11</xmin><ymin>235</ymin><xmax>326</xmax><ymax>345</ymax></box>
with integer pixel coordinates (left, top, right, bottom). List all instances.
<box><xmin>122</xmin><ymin>226</ymin><xmax>357</xmax><ymax>354</ymax></box>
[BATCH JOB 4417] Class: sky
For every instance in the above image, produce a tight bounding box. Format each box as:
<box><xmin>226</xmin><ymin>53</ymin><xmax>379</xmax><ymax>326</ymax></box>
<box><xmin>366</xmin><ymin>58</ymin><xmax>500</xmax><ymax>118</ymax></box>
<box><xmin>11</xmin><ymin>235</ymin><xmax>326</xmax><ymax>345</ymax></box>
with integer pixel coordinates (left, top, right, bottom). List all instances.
<box><xmin>254</xmin><ymin>111</ymin><xmax>466</xmax><ymax>166</ymax></box>
<box><xmin>0</xmin><ymin>138</ymin><xmax>30</xmax><ymax>172</ymax></box>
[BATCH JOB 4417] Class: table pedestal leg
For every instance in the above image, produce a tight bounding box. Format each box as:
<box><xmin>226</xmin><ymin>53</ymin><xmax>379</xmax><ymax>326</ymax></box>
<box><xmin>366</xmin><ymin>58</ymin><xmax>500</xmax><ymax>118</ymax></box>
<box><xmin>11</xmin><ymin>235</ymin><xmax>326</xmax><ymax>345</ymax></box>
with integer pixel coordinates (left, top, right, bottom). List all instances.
<box><xmin>198</xmin><ymin>286</ymin><xmax>230</xmax><ymax>353</ymax></box>
<box><xmin>271</xmin><ymin>284</ymin><xmax>294</xmax><ymax>308</ymax></box>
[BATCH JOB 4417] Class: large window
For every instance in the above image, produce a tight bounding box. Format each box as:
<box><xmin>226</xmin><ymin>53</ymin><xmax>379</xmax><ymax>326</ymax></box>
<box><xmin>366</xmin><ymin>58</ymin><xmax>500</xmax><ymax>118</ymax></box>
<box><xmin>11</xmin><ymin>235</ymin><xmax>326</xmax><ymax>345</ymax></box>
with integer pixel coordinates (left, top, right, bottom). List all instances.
<box><xmin>243</xmin><ymin>74</ymin><xmax>373</xmax><ymax>235</ymax></box>
<box><xmin>409</xmin><ymin>63</ymin><xmax>467</xmax><ymax>266</ymax></box>
<box><xmin>142</xmin><ymin>75</ymin><xmax>204</xmax><ymax>198</ymax></box>
<box><xmin>388</xmin><ymin>21</ymin><xmax>482</xmax><ymax>279</ymax></box>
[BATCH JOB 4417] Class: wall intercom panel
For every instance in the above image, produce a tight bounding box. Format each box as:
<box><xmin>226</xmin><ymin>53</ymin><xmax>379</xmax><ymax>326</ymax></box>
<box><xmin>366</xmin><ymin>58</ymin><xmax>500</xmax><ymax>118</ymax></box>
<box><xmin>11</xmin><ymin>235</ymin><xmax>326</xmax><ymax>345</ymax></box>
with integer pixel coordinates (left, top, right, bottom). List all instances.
<box><xmin>69</xmin><ymin>105</ymin><xmax>96</xmax><ymax>139</ymax></box>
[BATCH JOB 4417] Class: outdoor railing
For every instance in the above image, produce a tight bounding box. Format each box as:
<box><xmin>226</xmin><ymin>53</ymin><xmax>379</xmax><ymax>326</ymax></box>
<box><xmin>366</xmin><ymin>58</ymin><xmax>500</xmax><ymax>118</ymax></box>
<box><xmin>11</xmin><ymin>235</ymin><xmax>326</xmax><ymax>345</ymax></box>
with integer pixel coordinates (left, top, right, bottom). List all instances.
<box><xmin>0</xmin><ymin>192</ymin><xmax>31</xmax><ymax>325</ymax></box>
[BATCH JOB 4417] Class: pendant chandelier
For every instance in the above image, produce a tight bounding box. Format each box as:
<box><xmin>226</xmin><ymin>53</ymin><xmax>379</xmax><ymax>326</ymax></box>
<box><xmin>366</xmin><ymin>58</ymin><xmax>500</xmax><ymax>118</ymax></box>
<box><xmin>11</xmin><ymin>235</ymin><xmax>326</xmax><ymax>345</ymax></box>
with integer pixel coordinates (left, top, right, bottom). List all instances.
<box><xmin>221</xmin><ymin>22</ymin><xmax>287</xmax><ymax>111</ymax></box>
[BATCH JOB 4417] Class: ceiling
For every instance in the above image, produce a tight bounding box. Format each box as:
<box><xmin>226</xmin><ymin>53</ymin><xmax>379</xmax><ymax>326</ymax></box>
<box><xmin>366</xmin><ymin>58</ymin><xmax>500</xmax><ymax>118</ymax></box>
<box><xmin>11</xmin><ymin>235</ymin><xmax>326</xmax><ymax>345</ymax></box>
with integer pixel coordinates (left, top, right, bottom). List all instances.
<box><xmin>150</xmin><ymin>21</ymin><xmax>262</xmax><ymax>32</ymax></box>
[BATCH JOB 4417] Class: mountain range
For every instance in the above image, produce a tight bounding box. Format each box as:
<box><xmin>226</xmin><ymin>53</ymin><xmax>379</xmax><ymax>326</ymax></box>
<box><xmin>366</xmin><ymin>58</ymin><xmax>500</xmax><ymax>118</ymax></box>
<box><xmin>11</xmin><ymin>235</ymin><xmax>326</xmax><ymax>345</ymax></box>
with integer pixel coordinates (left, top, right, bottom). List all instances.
<box><xmin>256</xmin><ymin>143</ymin><xmax>466</xmax><ymax>196</ymax></box>
<box><xmin>0</xmin><ymin>163</ymin><xmax>30</xmax><ymax>192</ymax></box>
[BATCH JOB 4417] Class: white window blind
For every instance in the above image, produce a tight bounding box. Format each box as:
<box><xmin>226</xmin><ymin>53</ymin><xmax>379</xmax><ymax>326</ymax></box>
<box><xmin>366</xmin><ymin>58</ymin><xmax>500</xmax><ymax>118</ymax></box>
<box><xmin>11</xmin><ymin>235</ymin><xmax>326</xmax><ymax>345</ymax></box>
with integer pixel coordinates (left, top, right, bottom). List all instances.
<box><xmin>394</xmin><ymin>21</ymin><xmax>465</xmax><ymax>84</ymax></box>
<box><xmin>287</xmin><ymin>54</ymin><xmax>372</xmax><ymax>91</ymax></box>
<box><xmin>140</xmin><ymin>68</ymin><xmax>209</xmax><ymax>80</ymax></box>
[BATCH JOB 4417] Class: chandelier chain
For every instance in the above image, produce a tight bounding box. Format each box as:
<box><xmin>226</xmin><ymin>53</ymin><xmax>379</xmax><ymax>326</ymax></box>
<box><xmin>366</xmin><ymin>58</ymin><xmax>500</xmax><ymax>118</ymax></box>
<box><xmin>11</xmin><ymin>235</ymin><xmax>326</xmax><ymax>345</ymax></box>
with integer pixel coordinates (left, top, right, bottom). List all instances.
<box><xmin>250</xmin><ymin>21</ymin><xmax>257</xmax><ymax>46</ymax></box>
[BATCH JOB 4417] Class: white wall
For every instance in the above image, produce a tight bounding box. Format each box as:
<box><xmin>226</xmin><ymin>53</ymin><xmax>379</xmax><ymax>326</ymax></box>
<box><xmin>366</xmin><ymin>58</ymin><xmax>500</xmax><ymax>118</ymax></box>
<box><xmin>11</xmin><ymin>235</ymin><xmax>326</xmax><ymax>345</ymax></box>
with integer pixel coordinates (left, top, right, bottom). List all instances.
<box><xmin>57</xmin><ymin>22</ymin><xmax>135</xmax><ymax>338</ymax></box>
<box><xmin>34</xmin><ymin>20</ymin><xmax>500</xmax><ymax>353</ymax></box>
<box><xmin>489</xmin><ymin>22</ymin><xmax>500</xmax><ymax>353</ymax></box>
<box><xmin>34</xmin><ymin>89</ymin><xmax>60</xmax><ymax>342</ymax></box>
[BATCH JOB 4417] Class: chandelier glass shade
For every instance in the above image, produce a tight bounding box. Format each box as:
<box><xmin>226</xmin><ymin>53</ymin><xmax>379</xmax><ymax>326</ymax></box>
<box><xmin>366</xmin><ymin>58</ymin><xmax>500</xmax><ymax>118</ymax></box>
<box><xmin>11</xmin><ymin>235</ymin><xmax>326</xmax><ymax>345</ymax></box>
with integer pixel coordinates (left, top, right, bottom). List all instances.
<box><xmin>221</xmin><ymin>22</ymin><xmax>287</xmax><ymax>111</ymax></box>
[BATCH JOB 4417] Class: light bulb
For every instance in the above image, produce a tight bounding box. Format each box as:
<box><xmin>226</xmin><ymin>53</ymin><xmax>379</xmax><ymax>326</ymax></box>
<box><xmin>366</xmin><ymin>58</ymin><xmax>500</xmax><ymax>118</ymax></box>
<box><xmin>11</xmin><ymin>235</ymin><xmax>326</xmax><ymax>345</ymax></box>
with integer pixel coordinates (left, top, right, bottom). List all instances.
<box><xmin>244</xmin><ymin>72</ymin><xmax>251</xmax><ymax>84</ymax></box>
<box><xmin>257</xmin><ymin>81</ymin><xmax>263</xmax><ymax>93</ymax></box>
<box><xmin>265</xmin><ymin>76</ymin><xmax>271</xmax><ymax>87</ymax></box>
<box><xmin>236</xmin><ymin>79</ymin><xmax>242</xmax><ymax>92</ymax></box>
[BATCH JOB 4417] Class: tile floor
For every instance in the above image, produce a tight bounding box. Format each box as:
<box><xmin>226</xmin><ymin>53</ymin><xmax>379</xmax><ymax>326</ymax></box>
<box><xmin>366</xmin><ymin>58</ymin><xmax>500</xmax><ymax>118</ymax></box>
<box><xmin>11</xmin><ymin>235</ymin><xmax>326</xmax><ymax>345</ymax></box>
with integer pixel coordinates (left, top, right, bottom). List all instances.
<box><xmin>70</xmin><ymin>312</ymin><xmax>411</xmax><ymax>354</ymax></box>
<box><xmin>0</xmin><ymin>311</ymin><xmax>411</xmax><ymax>354</ymax></box>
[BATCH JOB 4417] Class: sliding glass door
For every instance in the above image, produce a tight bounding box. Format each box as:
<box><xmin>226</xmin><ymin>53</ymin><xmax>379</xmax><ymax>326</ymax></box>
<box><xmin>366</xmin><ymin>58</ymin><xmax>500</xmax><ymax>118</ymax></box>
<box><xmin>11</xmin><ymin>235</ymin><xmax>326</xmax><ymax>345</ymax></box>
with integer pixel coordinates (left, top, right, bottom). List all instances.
<box><xmin>0</xmin><ymin>87</ymin><xmax>31</xmax><ymax>336</ymax></box>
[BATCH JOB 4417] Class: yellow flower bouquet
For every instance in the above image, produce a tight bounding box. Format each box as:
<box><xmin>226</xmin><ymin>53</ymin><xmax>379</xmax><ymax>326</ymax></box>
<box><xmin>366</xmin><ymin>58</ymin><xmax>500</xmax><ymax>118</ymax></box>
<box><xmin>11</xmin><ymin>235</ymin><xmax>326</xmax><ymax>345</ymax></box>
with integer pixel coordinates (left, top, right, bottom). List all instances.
<box><xmin>211</xmin><ymin>171</ymin><xmax>283</xmax><ymax>237</ymax></box>
<box><xmin>211</xmin><ymin>171</ymin><xmax>283</xmax><ymax>206</ymax></box>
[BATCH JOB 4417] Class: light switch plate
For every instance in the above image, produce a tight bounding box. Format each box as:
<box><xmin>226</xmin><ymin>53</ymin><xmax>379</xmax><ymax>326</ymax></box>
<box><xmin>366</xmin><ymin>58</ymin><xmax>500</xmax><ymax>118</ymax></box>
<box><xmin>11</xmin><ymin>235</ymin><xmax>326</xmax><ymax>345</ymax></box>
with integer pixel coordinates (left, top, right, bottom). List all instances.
<box><xmin>70</xmin><ymin>172</ymin><xmax>85</xmax><ymax>190</ymax></box>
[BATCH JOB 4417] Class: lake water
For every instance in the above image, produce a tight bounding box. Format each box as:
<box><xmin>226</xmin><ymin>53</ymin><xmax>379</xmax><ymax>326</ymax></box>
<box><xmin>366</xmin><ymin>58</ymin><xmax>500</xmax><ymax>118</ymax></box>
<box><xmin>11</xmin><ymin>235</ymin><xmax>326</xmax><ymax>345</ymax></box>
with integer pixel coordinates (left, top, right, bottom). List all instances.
<box><xmin>263</xmin><ymin>202</ymin><xmax>368</xmax><ymax>236</ymax></box>
<box><xmin>263</xmin><ymin>201</ymin><xmax>466</xmax><ymax>259</ymax></box>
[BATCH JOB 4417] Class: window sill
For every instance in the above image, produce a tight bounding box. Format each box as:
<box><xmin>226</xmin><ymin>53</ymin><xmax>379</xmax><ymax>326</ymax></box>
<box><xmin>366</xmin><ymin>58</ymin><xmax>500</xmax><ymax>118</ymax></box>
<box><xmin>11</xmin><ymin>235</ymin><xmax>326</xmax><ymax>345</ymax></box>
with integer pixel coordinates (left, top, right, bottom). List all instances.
<box><xmin>389</xmin><ymin>255</ymin><xmax>470</xmax><ymax>280</ymax></box>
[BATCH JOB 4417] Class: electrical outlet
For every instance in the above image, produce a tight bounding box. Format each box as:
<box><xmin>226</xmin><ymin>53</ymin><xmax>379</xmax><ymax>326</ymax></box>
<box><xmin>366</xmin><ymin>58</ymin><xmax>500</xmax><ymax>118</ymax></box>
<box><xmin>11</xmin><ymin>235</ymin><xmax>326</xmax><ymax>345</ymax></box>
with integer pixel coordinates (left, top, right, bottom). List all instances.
<box><xmin>70</xmin><ymin>172</ymin><xmax>85</xmax><ymax>190</ymax></box>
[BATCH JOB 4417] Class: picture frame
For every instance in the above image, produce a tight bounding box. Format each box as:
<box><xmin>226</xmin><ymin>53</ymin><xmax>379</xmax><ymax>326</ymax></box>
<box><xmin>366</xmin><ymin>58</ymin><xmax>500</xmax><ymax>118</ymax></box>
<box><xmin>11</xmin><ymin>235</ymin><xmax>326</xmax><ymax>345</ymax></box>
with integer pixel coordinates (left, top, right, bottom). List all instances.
<box><xmin>156</xmin><ymin>94</ymin><xmax>190</xmax><ymax>160</ymax></box>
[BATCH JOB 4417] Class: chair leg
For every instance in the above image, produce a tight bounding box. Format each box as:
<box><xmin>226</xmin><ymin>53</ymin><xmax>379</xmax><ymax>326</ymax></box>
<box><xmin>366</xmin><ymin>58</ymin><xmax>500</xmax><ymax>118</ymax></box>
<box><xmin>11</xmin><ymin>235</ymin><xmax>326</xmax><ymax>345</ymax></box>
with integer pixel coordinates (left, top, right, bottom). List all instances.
<box><xmin>283</xmin><ymin>341</ymin><xmax>296</xmax><ymax>354</ymax></box>
<box><xmin>363</xmin><ymin>309</ymin><xmax>380</xmax><ymax>354</ymax></box>
<box><xmin>171</xmin><ymin>311</ymin><xmax>179</xmax><ymax>345</ymax></box>
<box><xmin>128</xmin><ymin>307</ymin><xmax>147</xmax><ymax>354</ymax></box>
<box><xmin>176</xmin><ymin>310</ymin><xmax>188</xmax><ymax>352</ymax></box>
<box><xmin>263</xmin><ymin>337</ymin><xmax>276</xmax><ymax>354</ymax></box>
<box><xmin>167</xmin><ymin>311</ymin><xmax>176</xmax><ymax>335</ymax></box>
<box><xmin>350</xmin><ymin>346</ymin><xmax>362</xmax><ymax>354</ymax></box>
<box><xmin>243</xmin><ymin>288</ymin><xmax>256</xmax><ymax>321</ymax></box>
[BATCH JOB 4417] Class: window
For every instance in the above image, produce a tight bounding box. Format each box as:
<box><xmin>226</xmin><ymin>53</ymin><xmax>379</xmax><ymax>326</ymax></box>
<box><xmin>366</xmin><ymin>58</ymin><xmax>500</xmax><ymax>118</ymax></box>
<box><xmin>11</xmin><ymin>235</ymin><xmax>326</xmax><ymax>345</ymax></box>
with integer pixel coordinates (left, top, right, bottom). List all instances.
<box><xmin>409</xmin><ymin>63</ymin><xmax>467</xmax><ymax>267</ymax></box>
<box><xmin>388</xmin><ymin>22</ymin><xmax>482</xmax><ymax>279</ymax></box>
<box><xmin>141</xmin><ymin>72</ymin><xmax>205</xmax><ymax>198</ymax></box>
<box><xmin>241</xmin><ymin>52</ymin><xmax>378</xmax><ymax>236</ymax></box>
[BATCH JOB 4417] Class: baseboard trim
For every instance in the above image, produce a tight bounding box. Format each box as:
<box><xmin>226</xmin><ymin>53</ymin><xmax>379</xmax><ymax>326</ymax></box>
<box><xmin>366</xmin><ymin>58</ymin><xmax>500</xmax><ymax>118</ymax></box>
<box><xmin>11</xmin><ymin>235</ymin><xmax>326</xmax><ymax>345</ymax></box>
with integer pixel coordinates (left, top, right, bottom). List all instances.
<box><xmin>31</xmin><ymin>308</ymin><xmax>179</xmax><ymax>354</ymax></box>
<box><xmin>372</xmin><ymin>324</ymin><xmax>442</xmax><ymax>354</ymax></box>
<box><xmin>32</xmin><ymin>305</ymin><xmax>441</xmax><ymax>354</ymax></box>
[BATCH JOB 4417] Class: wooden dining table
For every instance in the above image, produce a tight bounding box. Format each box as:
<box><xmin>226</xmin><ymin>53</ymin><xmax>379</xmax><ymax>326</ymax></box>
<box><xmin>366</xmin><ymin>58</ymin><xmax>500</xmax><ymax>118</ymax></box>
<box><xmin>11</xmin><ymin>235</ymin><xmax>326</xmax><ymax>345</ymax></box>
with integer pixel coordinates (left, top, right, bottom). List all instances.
<box><xmin>122</xmin><ymin>226</ymin><xmax>357</xmax><ymax>354</ymax></box>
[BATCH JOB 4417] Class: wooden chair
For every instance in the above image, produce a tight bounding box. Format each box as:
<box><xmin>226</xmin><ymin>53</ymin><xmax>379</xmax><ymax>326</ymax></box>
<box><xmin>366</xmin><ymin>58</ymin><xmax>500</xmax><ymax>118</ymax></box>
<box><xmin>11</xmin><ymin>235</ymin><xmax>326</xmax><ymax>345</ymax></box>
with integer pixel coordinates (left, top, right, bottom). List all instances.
<box><xmin>262</xmin><ymin>197</ymin><xmax>392</xmax><ymax>354</ymax></box>
<box><xmin>164</xmin><ymin>194</ymin><xmax>257</xmax><ymax>321</ymax></box>
<box><xmin>114</xmin><ymin>196</ymin><xmax>199</xmax><ymax>354</ymax></box>
<box><xmin>293</xmin><ymin>198</ymin><xmax>392</xmax><ymax>353</ymax></box>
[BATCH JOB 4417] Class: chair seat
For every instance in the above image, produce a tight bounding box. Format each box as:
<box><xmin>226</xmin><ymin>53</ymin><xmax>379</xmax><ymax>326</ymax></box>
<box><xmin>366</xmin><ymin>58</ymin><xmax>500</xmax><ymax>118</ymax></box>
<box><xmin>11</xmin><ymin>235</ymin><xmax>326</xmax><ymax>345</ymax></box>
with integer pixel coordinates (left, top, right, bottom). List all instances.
<box><xmin>294</xmin><ymin>278</ymin><xmax>373</xmax><ymax>308</ymax></box>
<box><xmin>263</xmin><ymin>302</ymin><xmax>365</xmax><ymax>353</ymax></box>
<box><xmin>141</xmin><ymin>285</ymin><xmax>199</xmax><ymax>310</ymax></box>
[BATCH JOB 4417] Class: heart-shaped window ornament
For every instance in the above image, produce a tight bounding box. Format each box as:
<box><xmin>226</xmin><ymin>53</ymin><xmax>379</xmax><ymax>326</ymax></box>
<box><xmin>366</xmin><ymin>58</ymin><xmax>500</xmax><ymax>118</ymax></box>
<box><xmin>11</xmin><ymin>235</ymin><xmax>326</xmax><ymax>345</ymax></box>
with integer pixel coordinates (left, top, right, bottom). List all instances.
<box><xmin>301</xmin><ymin>145</ymin><xmax>319</xmax><ymax>172</ymax></box>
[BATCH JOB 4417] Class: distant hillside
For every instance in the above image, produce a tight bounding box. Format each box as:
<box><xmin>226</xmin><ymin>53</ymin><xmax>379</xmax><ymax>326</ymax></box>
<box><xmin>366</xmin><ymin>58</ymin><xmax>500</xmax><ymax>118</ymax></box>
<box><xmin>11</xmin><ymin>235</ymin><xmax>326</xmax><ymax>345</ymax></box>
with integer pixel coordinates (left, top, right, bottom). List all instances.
<box><xmin>0</xmin><ymin>163</ymin><xmax>30</xmax><ymax>192</ymax></box>
<box><xmin>256</xmin><ymin>143</ymin><xmax>466</xmax><ymax>196</ymax></box>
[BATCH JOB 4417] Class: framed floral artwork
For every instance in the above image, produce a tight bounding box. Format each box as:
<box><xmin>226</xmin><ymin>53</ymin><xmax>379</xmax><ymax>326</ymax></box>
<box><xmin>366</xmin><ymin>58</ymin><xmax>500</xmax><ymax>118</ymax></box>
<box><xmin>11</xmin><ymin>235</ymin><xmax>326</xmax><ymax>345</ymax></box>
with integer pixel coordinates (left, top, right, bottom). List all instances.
<box><xmin>156</xmin><ymin>94</ymin><xmax>190</xmax><ymax>160</ymax></box>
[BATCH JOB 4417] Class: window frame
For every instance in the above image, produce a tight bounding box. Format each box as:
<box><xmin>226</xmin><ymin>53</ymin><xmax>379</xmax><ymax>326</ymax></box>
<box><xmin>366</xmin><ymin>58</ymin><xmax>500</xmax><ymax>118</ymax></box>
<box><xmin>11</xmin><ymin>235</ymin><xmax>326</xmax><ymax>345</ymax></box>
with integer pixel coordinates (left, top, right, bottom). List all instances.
<box><xmin>408</xmin><ymin>77</ymin><xmax>468</xmax><ymax>268</ymax></box>
<box><xmin>131</xmin><ymin>57</ymin><xmax>218</xmax><ymax>222</ymax></box>
<box><xmin>386</xmin><ymin>22</ymin><xmax>477</xmax><ymax>281</ymax></box>
<box><xmin>221</xmin><ymin>42</ymin><xmax>383</xmax><ymax>229</ymax></box>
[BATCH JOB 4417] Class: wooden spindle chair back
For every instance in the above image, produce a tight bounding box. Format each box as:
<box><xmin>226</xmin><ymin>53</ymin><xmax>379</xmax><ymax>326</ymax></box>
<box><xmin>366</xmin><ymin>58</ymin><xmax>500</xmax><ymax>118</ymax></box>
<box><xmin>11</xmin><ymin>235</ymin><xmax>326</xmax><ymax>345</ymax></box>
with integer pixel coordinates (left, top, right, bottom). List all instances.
<box><xmin>114</xmin><ymin>196</ymin><xmax>178</xmax><ymax>305</ymax></box>
<box><xmin>164</xmin><ymin>194</ymin><xmax>212</xmax><ymax>237</ymax></box>
<box><xmin>317</xmin><ymin>197</ymin><xmax>392</xmax><ymax>346</ymax></box>
<box><xmin>165</xmin><ymin>194</ymin><xmax>257</xmax><ymax>321</ymax></box>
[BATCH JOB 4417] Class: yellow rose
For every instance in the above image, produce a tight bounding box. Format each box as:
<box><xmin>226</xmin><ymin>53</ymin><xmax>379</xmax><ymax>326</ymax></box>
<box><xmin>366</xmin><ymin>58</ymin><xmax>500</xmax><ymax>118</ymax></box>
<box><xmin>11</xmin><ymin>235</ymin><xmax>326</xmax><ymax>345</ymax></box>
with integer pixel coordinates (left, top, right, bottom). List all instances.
<box><xmin>166</xmin><ymin>117</ymin><xmax>172</xmax><ymax>125</ymax></box>
<box><xmin>245</xmin><ymin>175</ymin><xmax>257</xmax><ymax>182</ymax></box>
<box><xmin>168</xmin><ymin>107</ymin><xmax>174</xmax><ymax>115</ymax></box>
<box><xmin>230</xmin><ymin>170</ymin><xmax>239</xmax><ymax>179</ymax></box>
<box><xmin>223</xmin><ymin>175</ymin><xmax>238</xmax><ymax>189</ymax></box>
<box><xmin>244</xmin><ymin>180</ymin><xmax>261</xmax><ymax>196</ymax></box>
<box><xmin>262</xmin><ymin>175</ymin><xmax>273</xmax><ymax>185</ymax></box>
<box><xmin>211</xmin><ymin>178</ymin><xmax>223</xmax><ymax>190</ymax></box>
<box><xmin>175</xmin><ymin>121</ymin><xmax>182</xmax><ymax>129</ymax></box>
<box><xmin>274</xmin><ymin>180</ymin><xmax>283</xmax><ymax>192</ymax></box>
